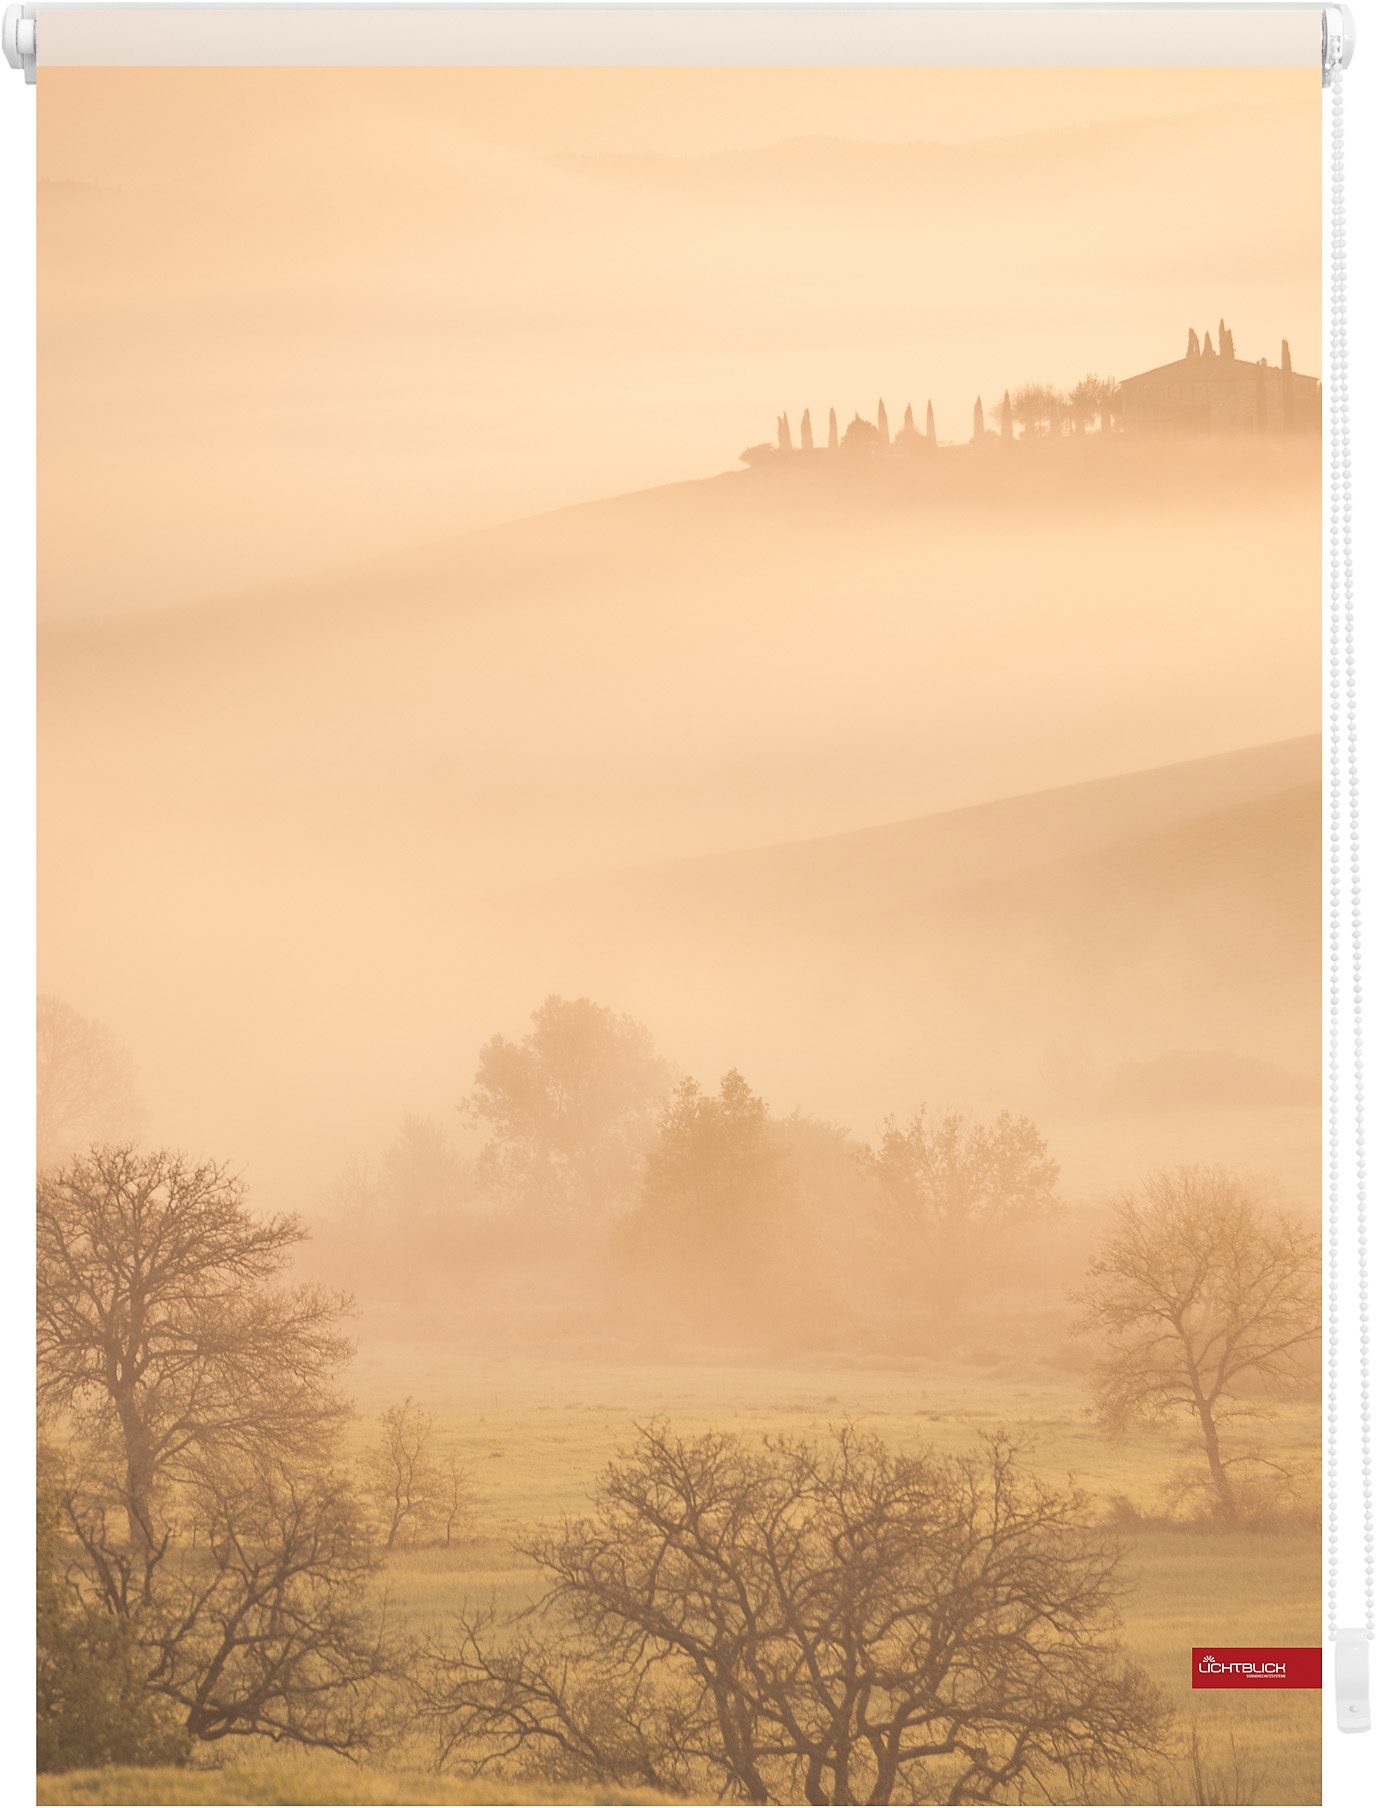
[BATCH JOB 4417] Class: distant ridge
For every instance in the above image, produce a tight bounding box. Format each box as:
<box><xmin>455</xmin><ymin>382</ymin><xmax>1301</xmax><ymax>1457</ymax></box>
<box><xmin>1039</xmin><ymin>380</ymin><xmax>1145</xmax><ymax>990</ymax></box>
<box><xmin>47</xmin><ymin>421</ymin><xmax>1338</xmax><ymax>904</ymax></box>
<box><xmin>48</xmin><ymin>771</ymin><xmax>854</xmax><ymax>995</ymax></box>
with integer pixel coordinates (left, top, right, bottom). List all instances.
<box><xmin>502</xmin><ymin>735</ymin><xmax>1320</xmax><ymax>911</ymax></box>
<box><xmin>473</xmin><ymin>738</ymin><xmax>1320</xmax><ymax>1111</ymax></box>
<box><xmin>43</xmin><ymin>435</ymin><xmax>1317</xmax><ymax>649</ymax></box>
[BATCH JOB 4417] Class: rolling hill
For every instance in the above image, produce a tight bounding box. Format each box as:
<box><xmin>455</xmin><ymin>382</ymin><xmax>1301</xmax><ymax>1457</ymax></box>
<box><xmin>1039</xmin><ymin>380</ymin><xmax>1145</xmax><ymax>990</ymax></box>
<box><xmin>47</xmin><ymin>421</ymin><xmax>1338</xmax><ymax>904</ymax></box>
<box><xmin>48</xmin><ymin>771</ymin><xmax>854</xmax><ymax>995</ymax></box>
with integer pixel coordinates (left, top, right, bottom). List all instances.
<box><xmin>38</xmin><ymin>452</ymin><xmax>1320</xmax><ymax>1195</ymax></box>
<box><xmin>468</xmin><ymin>738</ymin><xmax>1320</xmax><ymax>1133</ymax></box>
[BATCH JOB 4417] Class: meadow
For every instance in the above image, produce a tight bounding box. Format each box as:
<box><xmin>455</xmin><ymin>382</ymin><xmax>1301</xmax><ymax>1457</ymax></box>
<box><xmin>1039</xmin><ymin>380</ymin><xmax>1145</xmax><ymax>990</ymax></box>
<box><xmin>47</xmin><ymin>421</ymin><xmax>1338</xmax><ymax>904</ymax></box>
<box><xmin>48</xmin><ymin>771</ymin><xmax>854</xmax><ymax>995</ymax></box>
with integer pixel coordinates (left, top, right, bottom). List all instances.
<box><xmin>40</xmin><ymin>1349</ymin><xmax>1317</xmax><ymax>1807</ymax></box>
<box><xmin>361</xmin><ymin>1352</ymin><xmax>1320</xmax><ymax>1795</ymax></box>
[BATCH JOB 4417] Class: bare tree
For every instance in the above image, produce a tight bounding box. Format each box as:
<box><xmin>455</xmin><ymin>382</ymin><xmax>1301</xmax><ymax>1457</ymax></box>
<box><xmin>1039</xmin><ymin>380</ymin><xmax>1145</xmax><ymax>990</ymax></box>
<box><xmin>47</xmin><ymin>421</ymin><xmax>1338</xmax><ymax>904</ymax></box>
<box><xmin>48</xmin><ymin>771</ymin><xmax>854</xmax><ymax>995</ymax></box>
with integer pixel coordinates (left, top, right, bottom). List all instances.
<box><xmin>65</xmin><ymin>1455</ymin><xmax>396</xmax><ymax>1755</ymax></box>
<box><xmin>1174</xmin><ymin>1725</ymin><xmax>1270</xmax><ymax>1806</ymax></box>
<box><xmin>37</xmin><ymin>1443</ymin><xmax>188</xmax><ymax>1772</ymax></box>
<box><xmin>419</xmin><ymin>1425</ymin><xmax>1168</xmax><ymax>1804</ymax></box>
<box><xmin>1078</xmin><ymin>1168</ymin><xmax>1320</xmax><ymax>1522</ymax></box>
<box><xmin>365</xmin><ymin>1396</ymin><xmax>441</xmax><ymax>1550</ymax></box>
<box><xmin>37</xmin><ymin>994</ymin><xmax>145</xmax><ymax>1168</ymax></box>
<box><xmin>866</xmin><ymin>1106</ymin><xmax>1059</xmax><ymax>1317</ymax></box>
<box><xmin>439</xmin><ymin>1445</ymin><xmax>475</xmax><ymax>1549</ymax></box>
<box><xmin>37</xmin><ymin>1146</ymin><xmax>350</xmax><ymax>1554</ymax></box>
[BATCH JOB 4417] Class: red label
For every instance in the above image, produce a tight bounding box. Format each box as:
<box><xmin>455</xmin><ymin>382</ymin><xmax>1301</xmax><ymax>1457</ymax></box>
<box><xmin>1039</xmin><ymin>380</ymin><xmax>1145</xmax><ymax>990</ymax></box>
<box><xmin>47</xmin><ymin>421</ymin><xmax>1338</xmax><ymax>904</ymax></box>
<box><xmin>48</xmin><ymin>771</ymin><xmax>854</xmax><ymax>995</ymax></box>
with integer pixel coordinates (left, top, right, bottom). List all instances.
<box><xmin>1191</xmin><ymin>1647</ymin><xmax>1322</xmax><ymax>1689</ymax></box>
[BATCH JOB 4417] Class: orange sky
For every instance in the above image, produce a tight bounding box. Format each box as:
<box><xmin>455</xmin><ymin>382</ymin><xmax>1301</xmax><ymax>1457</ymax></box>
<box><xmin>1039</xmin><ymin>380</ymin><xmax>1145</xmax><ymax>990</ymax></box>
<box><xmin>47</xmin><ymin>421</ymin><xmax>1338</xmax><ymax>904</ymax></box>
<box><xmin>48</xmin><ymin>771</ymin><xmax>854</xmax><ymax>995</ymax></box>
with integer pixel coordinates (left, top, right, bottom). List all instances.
<box><xmin>39</xmin><ymin>65</ymin><xmax>1320</xmax><ymax>620</ymax></box>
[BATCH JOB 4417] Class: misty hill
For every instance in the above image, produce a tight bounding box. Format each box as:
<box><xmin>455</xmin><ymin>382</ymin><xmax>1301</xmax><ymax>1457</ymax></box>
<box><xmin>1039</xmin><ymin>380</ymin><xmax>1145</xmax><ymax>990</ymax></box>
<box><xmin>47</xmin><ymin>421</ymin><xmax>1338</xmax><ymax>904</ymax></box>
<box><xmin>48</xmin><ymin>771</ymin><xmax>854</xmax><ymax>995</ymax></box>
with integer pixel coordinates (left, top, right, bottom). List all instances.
<box><xmin>527</xmin><ymin>736</ymin><xmax>1317</xmax><ymax>925</ymax></box>
<box><xmin>474</xmin><ymin>739</ymin><xmax>1319</xmax><ymax>1128</ymax></box>
<box><xmin>41</xmin><ymin>437</ymin><xmax>1320</xmax><ymax>905</ymax></box>
<box><xmin>556</xmin><ymin>104</ymin><xmax>1305</xmax><ymax>206</ymax></box>
<box><xmin>44</xmin><ymin>436</ymin><xmax>1316</xmax><ymax>653</ymax></box>
<box><xmin>40</xmin><ymin>443</ymin><xmax>1320</xmax><ymax>1198</ymax></box>
<box><xmin>43</xmin><ymin>70</ymin><xmax>1319</xmax><ymax>625</ymax></box>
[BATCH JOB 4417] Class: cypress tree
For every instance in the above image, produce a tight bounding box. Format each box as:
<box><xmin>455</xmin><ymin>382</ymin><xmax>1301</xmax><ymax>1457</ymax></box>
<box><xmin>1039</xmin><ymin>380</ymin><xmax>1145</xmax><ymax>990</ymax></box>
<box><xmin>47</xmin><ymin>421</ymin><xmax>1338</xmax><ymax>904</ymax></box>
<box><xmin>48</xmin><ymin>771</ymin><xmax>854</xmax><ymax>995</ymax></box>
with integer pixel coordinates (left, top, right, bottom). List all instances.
<box><xmin>828</xmin><ymin>407</ymin><xmax>839</xmax><ymax>452</ymax></box>
<box><xmin>1001</xmin><ymin>389</ymin><xmax>1013</xmax><ymax>441</ymax></box>
<box><xmin>973</xmin><ymin>395</ymin><xmax>985</xmax><ymax>440</ymax></box>
<box><xmin>1203</xmin><ymin>331</ymin><xmax>1215</xmax><ymax>358</ymax></box>
<box><xmin>1281</xmin><ymin>339</ymin><xmax>1294</xmax><ymax>432</ymax></box>
<box><xmin>778</xmin><ymin>413</ymin><xmax>793</xmax><ymax>453</ymax></box>
<box><xmin>903</xmin><ymin>403</ymin><xmax>915</xmax><ymax>435</ymax></box>
<box><xmin>1187</xmin><ymin>327</ymin><xmax>1201</xmax><ymax>359</ymax></box>
<box><xmin>925</xmin><ymin>399</ymin><xmax>936</xmax><ymax>444</ymax></box>
<box><xmin>800</xmin><ymin>408</ymin><xmax>813</xmax><ymax>452</ymax></box>
<box><xmin>877</xmin><ymin>400</ymin><xmax>890</xmax><ymax>445</ymax></box>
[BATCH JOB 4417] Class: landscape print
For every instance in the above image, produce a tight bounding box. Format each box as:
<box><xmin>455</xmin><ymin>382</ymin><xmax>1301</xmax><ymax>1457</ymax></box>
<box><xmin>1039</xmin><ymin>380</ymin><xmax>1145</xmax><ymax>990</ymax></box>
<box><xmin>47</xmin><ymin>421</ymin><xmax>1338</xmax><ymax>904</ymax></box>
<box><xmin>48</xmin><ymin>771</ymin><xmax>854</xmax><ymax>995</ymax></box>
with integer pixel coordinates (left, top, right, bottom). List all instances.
<box><xmin>37</xmin><ymin>65</ymin><xmax>1322</xmax><ymax>1806</ymax></box>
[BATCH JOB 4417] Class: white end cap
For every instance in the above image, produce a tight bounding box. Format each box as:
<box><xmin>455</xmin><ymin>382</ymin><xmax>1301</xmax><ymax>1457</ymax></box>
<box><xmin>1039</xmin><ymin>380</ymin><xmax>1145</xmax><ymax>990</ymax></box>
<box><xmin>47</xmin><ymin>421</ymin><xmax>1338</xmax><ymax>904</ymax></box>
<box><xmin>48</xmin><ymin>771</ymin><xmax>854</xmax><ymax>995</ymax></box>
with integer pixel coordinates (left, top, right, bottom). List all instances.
<box><xmin>1335</xmin><ymin>1630</ymin><xmax>1371</xmax><ymax>1734</ymax></box>
<box><xmin>1324</xmin><ymin>6</ymin><xmax>1357</xmax><ymax>83</ymax></box>
<box><xmin>2</xmin><ymin>6</ymin><xmax>36</xmax><ymax>83</ymax></box>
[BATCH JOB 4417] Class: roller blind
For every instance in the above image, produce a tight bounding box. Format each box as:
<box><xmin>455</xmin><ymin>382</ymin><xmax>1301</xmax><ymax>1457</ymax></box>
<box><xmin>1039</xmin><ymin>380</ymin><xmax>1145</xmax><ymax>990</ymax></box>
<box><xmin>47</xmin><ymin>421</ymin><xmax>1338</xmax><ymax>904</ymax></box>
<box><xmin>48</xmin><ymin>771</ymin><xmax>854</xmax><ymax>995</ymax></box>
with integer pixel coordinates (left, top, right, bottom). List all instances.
<box><xmin>17</xmin><ymin>5</ymin><xmax>1369</xmax><ymax>1804</ymax></box>
<box><xmin>6</xmin><ymin>5</ymin><xmax>1339</xmax><ymax>70</ymax></box>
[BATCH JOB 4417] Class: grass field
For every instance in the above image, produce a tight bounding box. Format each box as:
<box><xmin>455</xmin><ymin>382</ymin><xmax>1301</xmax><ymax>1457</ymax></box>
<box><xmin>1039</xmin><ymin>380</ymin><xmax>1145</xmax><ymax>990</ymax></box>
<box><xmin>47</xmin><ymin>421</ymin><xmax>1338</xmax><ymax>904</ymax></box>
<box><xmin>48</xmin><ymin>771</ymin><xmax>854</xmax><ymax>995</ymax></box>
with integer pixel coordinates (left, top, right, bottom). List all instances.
<box><xmin>43</xmin><ymin>1349</ymin><xmax>1321</xmax><ymax>1806</ymax></box>
<box><xmin>358</xmin><ymin>1349</ymin><xmax>1321</xmax><ymax>1805</ymax></box>
<box><xmin>37</xmin><ymin>1761</ymin><xmax>670</xmax><ymax>1805</ymax></box>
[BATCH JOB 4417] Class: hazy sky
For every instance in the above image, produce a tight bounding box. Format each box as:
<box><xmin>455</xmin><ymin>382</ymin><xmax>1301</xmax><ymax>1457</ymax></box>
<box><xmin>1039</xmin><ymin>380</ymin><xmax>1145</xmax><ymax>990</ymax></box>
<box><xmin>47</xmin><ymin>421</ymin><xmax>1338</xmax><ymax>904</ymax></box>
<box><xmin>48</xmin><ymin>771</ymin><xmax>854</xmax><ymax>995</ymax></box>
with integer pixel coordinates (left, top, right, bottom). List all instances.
<box><xmin>39</xmin><ymin>66</ymin><xmax>1319</xmax><ymax>621</ymax></box>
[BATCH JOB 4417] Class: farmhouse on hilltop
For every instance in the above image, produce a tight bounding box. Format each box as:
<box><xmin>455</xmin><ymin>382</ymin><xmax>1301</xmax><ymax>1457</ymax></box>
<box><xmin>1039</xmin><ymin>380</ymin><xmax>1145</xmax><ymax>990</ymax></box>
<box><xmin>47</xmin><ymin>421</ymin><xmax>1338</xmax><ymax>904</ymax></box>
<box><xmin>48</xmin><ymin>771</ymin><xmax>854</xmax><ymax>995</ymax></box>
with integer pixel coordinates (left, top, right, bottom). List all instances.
<box><xmin>745</xmin><ymin>319</ymin><xmax>1317</xmax><ymax>464</ymax></box>
<box><xmin>1118</xmin><ymin>321</ymin><xmax>1319</xmax><ymax>435</ymax></box>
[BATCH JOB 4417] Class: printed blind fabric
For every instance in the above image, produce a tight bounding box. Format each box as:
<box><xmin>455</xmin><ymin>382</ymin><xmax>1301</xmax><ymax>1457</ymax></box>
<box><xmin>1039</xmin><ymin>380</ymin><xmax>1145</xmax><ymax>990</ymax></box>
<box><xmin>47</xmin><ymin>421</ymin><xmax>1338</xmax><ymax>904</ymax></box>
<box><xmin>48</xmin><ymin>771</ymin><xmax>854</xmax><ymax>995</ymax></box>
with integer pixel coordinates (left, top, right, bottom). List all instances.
<box><xmin>35</xmin><ymin>9</ymin><xmax>1327</xmax><ymax>1805</ymax></box>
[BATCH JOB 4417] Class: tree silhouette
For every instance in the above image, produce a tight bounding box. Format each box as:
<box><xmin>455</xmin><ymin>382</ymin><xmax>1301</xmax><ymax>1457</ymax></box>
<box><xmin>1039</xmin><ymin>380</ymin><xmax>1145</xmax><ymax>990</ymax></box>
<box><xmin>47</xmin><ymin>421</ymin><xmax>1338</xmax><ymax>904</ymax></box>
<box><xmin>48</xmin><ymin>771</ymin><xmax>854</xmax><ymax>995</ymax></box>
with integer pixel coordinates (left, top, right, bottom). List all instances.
<box><xmin>1187</xmin><ymin>327</ymin><xmax>1201</xmax><ymax>359</ymax></box>
<box><xmin>1013</xmin><ymin>382</ymin><xmax>1059</xmax><ymax>439</ymax></box>
<box><xmin>827</xmin><ymin>406</ymin><xmax>838</xmax><ymax>451</ymax></box>
<box><xmin>1078</xmin><ymin>1168</ymin><xmax>1320</xmax><ymax>1522</ymax></box>
<box><xmin>67</xmin><ymin>1454</ymin><xmax>396</xmax><ymax>1754</ymax></box>
<box><xmin>38</xmin><ymin>1447</ymin><xmax>187</xmax><ymax>1772</ymax></box>
<box><xmin>925</xmin><ymin>399</ymin><xmax>936</xmax><ymax>443</ymax></box>
<box><xmin>1001</xmin><ymin>388</ymin><xmax>1014</xmax><ymax>440</ymax></box>
<box><xmin>1069</xmin><ymin>376</ymin><xmax>1097</xmax><ymax>433</ymax></box>
<box><xmin>365</xmin><ymin>1397</ymin><xmax>442</xmax><ymax>1550</ymax></box>
<box><xmin>840</xmin><ymin>413</ymin><xmax>881</xmax><ymax>452</ymax></box>
<box><xmin>622</xmin><ymin>1071</ymin><xmax>794</xmax><ymax>1330</ymax></box>
<box><xmin>800</xmin><ymin>407</ymin><xmax>813</xmax><ymax>451</ymax></box>
<box><xmin>777</xmin><ymin>413</ymin><xmax>792</xmax><ymax>453</ymax></box>
<box><xmin>973</xmin><ymin>394</ymin><xmax>985</xmax><ymax>439</ymax></box>
<box><xmin>380</xmin><ymin>1115</ymin><xmax>470</xmax><ymax>1228</ymax></box>
<box><xmin>464</xmin><ymin>996</ymin><xmax>672</xmax><ymax>1222</ymax></box>
<box><xmin>1069</xmin><ymin>375</ymin><xmax>1117</xmax><ymax>436</ymax></box>
<box><xmin>37</xmin><ymin>1147</ymin><xmax>350</xmax><ymax>1555</ymax></box>
<box><xmin>420</xmin><ymin>1426</ymin><xmax>1169</xmax><ymax>1803</ymax></box>
<box><xmin>37</xmin><ymin>995</ymin><xmax>145</xmax><ymax>1169</ymax></box>
<box><xmin>868</xmin><ymin>1107</ymin><xmax>1060</xmax><ymax>1318</ymax></box>
<box><xmin>877</xmin><ymin>399</ymin><xmax>890</xmax><ymax>445</ymax></box>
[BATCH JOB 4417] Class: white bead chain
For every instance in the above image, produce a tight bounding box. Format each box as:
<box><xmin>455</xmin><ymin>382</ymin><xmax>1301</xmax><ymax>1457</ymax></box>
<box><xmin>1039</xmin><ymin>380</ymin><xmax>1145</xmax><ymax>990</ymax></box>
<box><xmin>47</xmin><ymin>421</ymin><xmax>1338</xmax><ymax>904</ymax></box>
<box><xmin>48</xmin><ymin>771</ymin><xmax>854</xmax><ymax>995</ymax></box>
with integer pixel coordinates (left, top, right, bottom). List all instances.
<box><xmin>1325</xmin><ymin>59</ymin><xmax>1373</xmax><ymax>1649</ymax></box>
